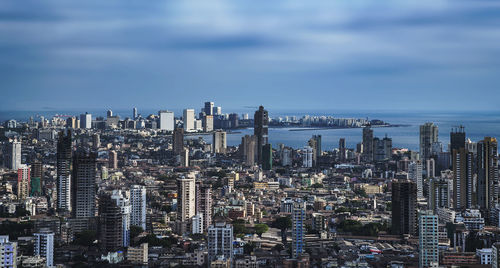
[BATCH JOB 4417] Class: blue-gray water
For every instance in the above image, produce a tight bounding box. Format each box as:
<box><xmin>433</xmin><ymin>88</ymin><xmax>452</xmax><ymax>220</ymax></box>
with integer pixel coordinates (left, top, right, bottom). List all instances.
<box><xmin>2</xmin><ymin>109</ymin><xmax>500</xmax><ymax>151</ymax></box>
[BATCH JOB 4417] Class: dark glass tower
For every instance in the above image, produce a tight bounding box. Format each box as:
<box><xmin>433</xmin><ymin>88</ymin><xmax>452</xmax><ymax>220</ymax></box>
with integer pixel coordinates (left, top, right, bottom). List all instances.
<box><xmin>254</xmin><ymin>106</ymin><xmax>269</xmax><ymax>165</ymax></box>
<box><xmin>72</xmin><ymin>150</ymin><xmax>97</xmax><ymax>219</ymax></box>
<box><xmin>392</xmin><ymin>180</ymin><xmax>417</xmax><ymax>236</ymax></box>
<box><xmin>450</xmin><ymin>126</ymin><xmax>466</xmax><ymax>153</ymax></box>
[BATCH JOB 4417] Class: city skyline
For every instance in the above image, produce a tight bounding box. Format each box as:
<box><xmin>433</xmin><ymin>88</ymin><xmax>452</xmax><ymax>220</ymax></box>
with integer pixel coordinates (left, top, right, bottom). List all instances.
<box><xmin>2</xmin><ymin>1</ymin><xmax>500</xmax><ymax>111</ymax></box>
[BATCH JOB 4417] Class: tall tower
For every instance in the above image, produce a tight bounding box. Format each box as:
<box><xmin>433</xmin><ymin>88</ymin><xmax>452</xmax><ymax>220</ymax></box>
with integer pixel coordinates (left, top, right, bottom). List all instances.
<box><xmin>409</xmin><ymin>161</ymin><xmax>424</xmax><ymax>199</ymax></box>
<box><xmin>292</xmin><ymin>199</ymin><xmax>306</xmax><ymax>258</ymax></box>
<box><xmin>4</xmin><ymin>139</ymin><xmax>21</xmax><ymax>170</ymax></box>
<box><xmin>57</xmin><ymin>129</ymin><xmax>72</xmax><ymax>212</ymax></box>
<box><xmin>477</xmin><ymin>137</ymin><xmax>498</xmax><ymax>210</ymax></box>
<box><xmin>420</xmin><ymin>122</ymin><xmax>438</xmax><ymax>161</ymax></box>
<box><xmin>130</xmin><ymin>185</ymin><xmax>147</xmax><ymax>230</ymax></box>
<box><xmin>158</xmin><ymin>110</ymin><xmax>174</xmax><ymax>131</ymax></box>
<box><xmin>80</xmin><ymin>112</ymin><xmax>92</xmax><ymax>129</ymax></box>
<box><xmin>71</xmin><ymin>150</ymin><xmax>97</xmax><ymax>219</ymax></box>
<box><xmin>212</xmin><ymin>130</ymin><xmax>227</xmax><ymax>154</ymax></box>
<box><xmin>207</xmin><ymin>222</ymin><xmax>233</xmax><ymax>262</ymax></box>
<box><xmin>183</xmin><ymin>109</ymin><xmax>195</xmax><ymax>132</ymax></box>
<box><xmin>308</xmin><ymin>135</ymin><xmax>322</xmax><ymax>166</ymax></box>
<box><xmin>173</xmin><ymin>128</ymin><xmax>184</xmax><ymax>155</ymax></box>
<box><xmin>17</xmin><ymin>164</ymin><xmax>30</xmax><ymax>200</ymax></box>
<box><xmin>133</xmin><ymin>107</ymin><xmax>138</xmax><ymax>120</ymax></box>
<box><xmin>392</xmin><ymin>180</ymin><xmax>417</xmax><ymax>236</ymax></box>
<box><xmin>177</xmin><ymin>176</ymin><xmax>196</xmax><ymax>222</ymax></box>
<box><xmin>34</xmin><ymin>231</ymin><xmax>54</xmax><ymax>267</ymax></box>
<box><xmin>204</xmin><ymin>102</ymin><xmax>214</xmax><ymax>116</ymax></box>
<box><xmin>111</xmin><ymin>190</ymin><xmax>131</xmax><ymax>247</ymax></box>
<box><xmin>254</xmin><ymin>106</ymin><xmax>269</xmax><ymax>165</ymax></box>
<box><xmin>452</xmin><ymin>147</ymin><xmax>475</xmax><ymax>209</ymax></box>
<box><xmin>196</xmin><ymin>182</ymin><xmax>212</xmax><ymax>232</ymax></box>
<box><xmin>99</xmin><ymin>193</ymin><xmax>123</xmax><ymax>253</ymax></box>
<box><xmin>339</xmin><ymin>138</ymin><xmax>346</xmax><ymax>161</ymax></box>
<box><xmin>362</xmin><ymin>125</ymin><xmax>374</xmax><ymax>162</ymax></box>
<box><xmin>450</xmin><ymin>126</ymin><xmax>466</xmax><ymax>153</ymax></box>
<box><xmin>419</xmin><ymin>211</ymin><xmax>439</xmax><ymax>268</ymax></box>
<box><xmin>30</xmin><ymin>161</ymin><xmax>43</xmax><ymax>196</ymax></box>
<box><xmin>241</xmin><ymin>135</ymin><xmax>257</xmax><ymax>166</ymax></box>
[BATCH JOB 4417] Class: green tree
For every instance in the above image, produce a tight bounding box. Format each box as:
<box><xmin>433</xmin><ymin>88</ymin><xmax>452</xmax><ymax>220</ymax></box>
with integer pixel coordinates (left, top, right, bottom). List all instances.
<box><xmin>254</xmin><ymin>224</ymin><xmax>269</xmax><ymax>237</ymax></box>
<box><xmin>244</xmin><ymin>242</ymin><xmax>256</xmax><ymax>254</ymax></box>
<box><xmin>130</xmin><ymin>225</ymin><xmax>143</xmax><ymax>240</ymax></box>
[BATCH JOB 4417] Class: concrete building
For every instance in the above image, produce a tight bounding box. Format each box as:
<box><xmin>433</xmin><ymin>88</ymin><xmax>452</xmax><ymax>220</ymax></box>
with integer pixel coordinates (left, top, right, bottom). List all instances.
<box><xmin>419</xmin><ymin>211</ymin><xmax>439</xmax><ymax>268</ymax></box>
<box><xmin>34</xmin><ymin>231</ymin><xmax>54</xmax><ymax>267</ymax></box>
<box><xmin>130</xmin><ymin>185</ymin><xmax>147</xmax><ymax>230</ymax></box>
<box><xmin>57</xmin><ymin>129</ymin><xmax>72</xmax><ymax>212</ymax></box>
<box><xmin>392</xmin><ymin>180</ymin><xmax>417</xmax><ymax>236</ymax></box>
<box><xmin>183</xmin><ymin>109</ymin><xmax>195</xmax><ymax>132</ymax></box>
<box><xmin>80</xmin><ymin>112</ymin><xmax>92</xmax><ymax>129</ymax></box>
<box><xmin>213</xmin><ymin>130</ymin><xmax>227</xmax><ymax>154</ymax></box>
<box><xmin>17</xmin><ymin>164</ymin><xmax>30</xmax><ymax>200</ymax></box>
<box><xmin>4</xmin><ymin>139</ymin><xmax>21</xmax><ymax>171</ymax></box>
<box><xmin>420</xmin><ymin>122</ymin><xmax>438</xmax><ymax>161</ymax></box>
<box><xmin>0</xmin><ymin>235</ymin><xmax>17</xmax><ymax>268</ymax></box>
<box><xmin>158</xmin><ymin>110</ymin><xmax>174</xmax><ymax>131</ymax></box>
<box><xmin>208</xmin><ymin>222</ymin><xmax>233</xmax><ymax>262</ymax></box>
<box><xmin>111</xmin><ymin>190</ymin><xmax>131</xmax><ymax>247</ymax></box>
<box><xmin>292</xmin><ymin>199</ymin><xmax>306</xmax><ymax>258</ymax></box>
<box><xmin>302</xmin><ymin>146</ymin><xmax>313</xmax><ymax>168</ymax></box>
<box><xmin>72</xmin><ymin>150</ymin><xmax>97</xmax><ymax>219</ymax></box>
<box><xmin>127</xmin><ymin>243</ymin><xmax>148</xmax><ymax>265</ymax></box>
<box><xmin>241</xmin><ymin>135</ymin><xmax>256</xmax><ymax>166</ymax></box>
<box><xmin>409</xmin><ymin>161</ymin><xmax>423</xmax><ymax>199</ymax></box>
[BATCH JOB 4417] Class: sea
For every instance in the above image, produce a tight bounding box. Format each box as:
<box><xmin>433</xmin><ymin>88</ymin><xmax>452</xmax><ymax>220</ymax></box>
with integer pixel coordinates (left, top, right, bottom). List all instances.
<box><xmin>1</xmin><ymin>109</ymin><xmax>500</xmax><ymax>151</ymax></box>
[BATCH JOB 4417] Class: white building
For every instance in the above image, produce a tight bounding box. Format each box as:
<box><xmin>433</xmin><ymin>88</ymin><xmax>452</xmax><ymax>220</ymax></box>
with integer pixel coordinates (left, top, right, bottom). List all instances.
<box><xmin>302</xmin><ymin>146</ymin><xmax>313</xmax><ymax>168</ymax></box>
<box><xmin>477</xmin><ymin>248</ymin><xmax>492</xmax><ymax>264</ymax></box>
<box><xmin>177</xmin><ymin>176</ymin><xmax>196</xmax><ymax>222</ymax></box>
<box><xmin>5</xmin><ymin>139</ymin><xmax>21</xmax><ymax>171</ymax></box>
<box><xmin>183</xmin><ymin>109</ymin><xmax>195</xmax><ymax>132</ymax></box>
<box><xmin>409</xmin><ymin>161</ymin><xmax>424</xmax><ymax>199</ymax></box>
<box><xmin>130</xmin><ymin>185</ymin><xmax>147</xmax><ymax>230</ymax></box>
<box><xmin>111</xmin><ymin>190</ymin><xmax>131</xmax><ymax>247</ymax></box>
<box><xmin>80</xmin><ymin>113</ymin><xmax>92</xmax><ymax>129</ymax></box>
<box><xmin>419</xmin><ymin>211</ymin><xmax>438</xmax><ymax>268</ymax></box>
<box><xmin>192</xmin><ymin>213</ymin><xmax>203</xmax><ymax>234</ymax></box>
<box><xmin>34</xmin><ymin>231</ymin><xmax>54</xmax><ymax>267</ymax></box>
<box><xmin>208</xmin><ymin>222</ymin><xmax>233</xmax><ymax>262</ymax></box>
<box><xmin>158</xmin><ymin>110</ymin><xmax>174</xmax><ymax>131</ymax></box>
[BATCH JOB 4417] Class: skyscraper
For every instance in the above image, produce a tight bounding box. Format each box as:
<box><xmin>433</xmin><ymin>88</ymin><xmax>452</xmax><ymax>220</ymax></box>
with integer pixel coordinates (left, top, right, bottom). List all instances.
<box><xmin>262</xmin><ymin>144</ymin><xmax>272</xmax><ymax>170</ymax></box>
<box><xmin>111</xmin><ymin>190</ymin><xmax>131</xmax><ymax>247</ymax></box>
<box><xmin>452</xmin><ymin>147</ymin><xmax>475</xmax><ymax>209</ymax></box>
<box><xmin>362</xmin><ymin>125</ymin><xmax>374</xmax><ymax>162</ymax></box>
<box><xmin>428</xmin><ymin>178</ymin><xmax>451</xmax><ymax>212</ymax></box>
<box><xmin>208</xmin><ymin>222</ymin><xmax>233</xmax><ymax>262</ymax></box>
<box><xmin>241</xmin><ymin>135</ymin><xmax>257</xmax><ymax>166</ymax></box>
<box><xmin>4</xmin><ymin>139</ymin><xmax>21</xmax><ymax>171</ymax></box>
<box><xmin>373</xmin><ymin>136</ymin><xmax>392</xmax><ymax>161</ymax></box>
<box><xmin>196</xmin><ymin>182</ymin><xmax>212</xmax><ymax>232</ymax></box>
<box><xmin>409</xmin><ymin>161</ymin><xmax>423</xmax><ymax>199</ymax></box>
<box><xmin>158</xmin><ymin>110</ymin><xmax>174</xmax><ymax>131</ymax></box>
<box><xmin>177</xmin><ymin>176</ymin><xmax>196</xmax><ymax>234</ymax></box>
<box><xmin>420</xmin><ymin>122</ymin><xmax>439</xmax><ymax>161</ymax></box>
<box><xmin>183</xmin><ymin>109</ymin><xmax>195</xmax><ymax>132</ymax></box>
<box><xmin>80</xmin><ymin>112</ymin><xmax>92</xmax><ymax>129</ymax></box>
<box><xmin>173</xmin><ymin>128</ymin><xmax>184</xmax><ymax>155</ymax></box>
<box><xmin>72</xmin><ymin>150</ymin><xmax>97</xmax><ymax>219</ymax></box>
<box><xmin>130</xmin><ymin>185</ymin><xmax>147</xmax><ymax>230</ymax></box>
<box><xmin>392</xmin><ymin>180</ymin><xmax>417</xmax><ymax>236</ymax></box>
<box><xmin>254</xmin><ymin>106</ymin><xmax>269</xmax><ymax>165</ymax></box>
<box><xmin>108</xmin><ymin>150</ymin><xmax>118</xmax><ymax>169</ymax></box>
<box><xmin>212</xmin><ymin>130</ymin><xmax>227</xmax><ymax>154</ymax></box>
<box><xmin>419</xmin><ymin>211</ymin><xmax>439</xmax><ymax>268</ymax></box>
<box><xmin>133</xmin><ymin>107</ymin><xmax>138</xmax><ymax>120</ymax></box>
<box><xmin>450</xmin><ymin>126</ymin><xmax>466</xmax><ymax>153</ymax></box>
<box><xmin>308</xmin><ymin>135</ymin><xmax>322</xmax><ymax>165</ymax></box>
<box><xmin>30</xmin><ymin>161</ymin><xmax>43</xmax><ymax>196</ymax></box>
<box><xmin>292</xmin><ymin>199</ymin><xmax>306</xmax><ymax>258</ymax></box>
<box><xmin>99</xmin><ymin>193</ymin><xmax>123</xmax><ymax>253</ymax></box>
<box><xmin>203</xmin><ymin>115</ymin><xmax>214</xmax><ymax>132</ymax></box>
<box><xmin>477</xmin><ymin>137</ymin><xmax>498</xmax><ymax>210</ymax></box>
<box><xmin>302</xmin><ymin>146</ymin><xmax>313</xmax><ymax>168</ymax></box>
<box><xmin>34</xmin><ymin>231</ymin><xmax>54</xmax><ymax>267</ymax></box>
<box><xmin>204</xmin><ymin>102</ymin><xmax>214</xmax><ymax>116</ymax></box>
<box><xmin>57</xmin><ymin>129</ymin><xmax>72</xmax><ymax>212</ymax></box>
<box><xmin>339</xmin><ymin>138</ymin><xmax>346</xmax><ymax>161</ymax></box>
<box><xmin>17</xmin><ymin>164</ymin><xmax>30</xmax><ymax>200</ymax></box>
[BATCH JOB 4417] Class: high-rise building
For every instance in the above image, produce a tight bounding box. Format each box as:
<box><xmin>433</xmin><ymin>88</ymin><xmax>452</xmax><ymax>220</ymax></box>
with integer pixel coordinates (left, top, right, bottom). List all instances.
<box><xmin>203</xmin><ymin>115</ymin><xmax>214</xmax><ymax>132</ymax></box>
<box><xmin>493</xmin><ymin>242</ymin><xmax>500</xmax><ymax>268</ymax></box>
<box><xmin>57</xmin><ymin>130</ymin><xmax>72</xmax><ymax>212</ymax></box>
<box><xmin>133</xmin><ymin>107</ymin><xmax>138</xmax><ymax>120</ymax></box>
<box><xmin>177</xmin><ymin>176</ymin><xmax>196</xmax><ymax>223</ymax></box>
<box><xmin>204</xmin><ymin>102</ymin><xmax>214</xmax><ymax>116</ymax></box>
<box><xmin>254</xmin><ymin>106</ymin><xmax>269</xmax><ymax>166</ymax></box>
<box><xmin>30</xmin><ymin>161</ymin><xmax>43</xmax><ymax>196</ymax></box>
<box><xmin>196</xmin><ymin>182</ymin><xmax>212</xmax><ymax>232</ymax></box>
<box><xmin>183</xmin><ymin>109</ymin><xmax>195</xmax><ymax>132</ymax></box>
<box><xmin>111</xmin><ymin>190</ymin><xmax>131</xmax><ymax>247</ymax></box>
<box><xmin>192</xmin><ymin>213</ymin><xmax>203</xmax><ymax>234</ymax></box>
<box><xmin>158</xmin><ymin>110</ymin><xmax>174</xmax><ymax>131</ymax></box>
<box><xmin>241</xmin><ymin>135</ymin><xmax>257</xmax><ymax>166</ymax></box>
<box><xmin>409</xmin><ymin>161</ymin><xmax>424</xmax><ymax>199</ymax></box>
<box><xmin>213</xmin><ymin>130</ymin><xmax>227</xmax><ymax>154</ymax></box>
<box><xmin>308</xmin><ymin>135</ymin><xmax>322</xmax><ymax>165</ymax></box>
<box><xmin>262</xmin><ymin>144</ymin><xmax>272</xmax><ymax>171</ymax></box>
<box><xmin>130</xmin><ymin>185</ymin><xmax>147</xmax><ymax>230</ymax></box>
<box><xmin>99</xmin><ymin>193</ymin><xmax>123</xmax><ymax>253</ymax></box>
<box><xmin>477</xmin><ymin>137</ymin><xmax>498</xmax><ymax>210</ymax></box>
<box><xmin>213</xmin><ymin>106</ymin><xmax>222</xmax><ymax>116</ymax></box>
<box><xmin>93</xmin><ymin>133</ymin><xmax>100</xmax><ymax>150</ymax></box>
<box><xmin>302</xmin><ymin>146</ymin><xmax>313</xmax><ymax>168</ymax></box>
<box><xmin>208</xmin><ymin>222</ymin><xmax>233</xmax><ymax>262</ymax></box>
<box><xmin>0</xmin><ymin>235</ymin><xmax>18</xmax><ymax>268</ymax></box>
<box><xmin>107</xmin><ymin>110</ymin><xmax>113</xmax><ymax>117</ymax></box>
<box><xmin>362</xmin><ymin>126</ymin><xmax>374</xmax><ymax>162</ymax></box>
<box><xmin>108</xmin><ymin>150</ymin><xmax>118</xmax><ymax>169</ymax></box>
<box><xmin>426</xmin><ymin>158</ymin><xmax>436</xmax><ymax>178</ymax></box>
<box><xmin>419</xmin><ymin>211</ymin><xmax>439</xmax><ymax>268</ymax></box>
<box><xmin>373</xmin><ymin>136</ymin><xmax>392</xmax><ymax>161</ymax></box>
<box><xmin>420</xmin><ymin>122</ymin><xmax>439</xmax><ymax>161</ymax></box>
<box><xmin>292</xmin><ymin>199</ymin><xmax>306</xmax><ymax>258</ymax></box>
<box><xmin>4</xmin><ymin>139</ymin><xmax>21</xmax><ymax>171</ymax></box>
<box><xmin>339</xmin><ymin>138</ymin><xmax>346</xmax><ymax>161</ymax></box>
<box><xmin>450</xmin><ymin>126</ymin><xmax>466</xmax><ymax>153</ymax></box>
<box><xmin>173</xmin><ymin>128</ymin><xmax>184</xmax><ymax>155</ymax></box>
<box><xmin>452</xmin><ymin>147</ymin><xmax>475</xmax><ymax>209</ymax></box>
<box><xmin>428</xmin><ymin>178</ymin><xmax>451</xmax><ymax>212</ymax></box>
<box><xmin>66</xmin><ymin>117</ymin><xmax>76</xmax><ymax>129</ymax></box>
<box><xmin>80</xmin><ymin>112</ymin><xmax>92</xmax><ymax>129</ymax></box>
<box><xmin>34</xmin><ymin>231</ymin><xmax>54</xmax><ymax>267</ymax></box>
<box><xmin>72</xmin><ymin>150</ymin><xmax>97</xmax><ymax>219</ymax></box>
<box><xmin>17</xmin><ymin>164</ymin><xmax>30</xmax><ymax>200</ymax></box>
<box><xmin>392</xmin><ymin>180</ymin><xmax>417</xmax><ymax>236</ymax></box>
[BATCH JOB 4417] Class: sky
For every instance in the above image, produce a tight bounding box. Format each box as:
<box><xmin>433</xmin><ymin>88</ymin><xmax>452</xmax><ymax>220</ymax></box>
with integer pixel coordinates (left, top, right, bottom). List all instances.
<box><xmin>1</xmin><ymin>0</ymin><xmax>500</xmax><ymax>112</ymax></box>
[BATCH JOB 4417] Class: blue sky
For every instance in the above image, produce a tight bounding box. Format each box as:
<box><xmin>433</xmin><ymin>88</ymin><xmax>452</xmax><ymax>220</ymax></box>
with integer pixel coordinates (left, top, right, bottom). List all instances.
<box><xmin>1</xmin><ymin>0</ymin><xmax>500</xmax><ymax>112</ymax></box>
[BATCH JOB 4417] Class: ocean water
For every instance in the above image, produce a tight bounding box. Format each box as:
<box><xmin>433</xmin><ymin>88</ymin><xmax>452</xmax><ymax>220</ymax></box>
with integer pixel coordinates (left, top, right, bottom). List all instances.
<box><xmin>2</xmin><ymin>109</ymin><xmax>500</xmax><ymax>151</ymax></box>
